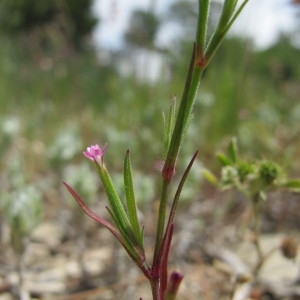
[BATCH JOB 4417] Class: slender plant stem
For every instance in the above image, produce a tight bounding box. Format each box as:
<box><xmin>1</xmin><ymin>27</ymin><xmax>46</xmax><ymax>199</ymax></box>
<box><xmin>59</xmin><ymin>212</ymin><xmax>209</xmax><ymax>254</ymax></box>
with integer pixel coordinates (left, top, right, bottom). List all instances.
<box><xmin>162</xmin><ymin>45</ymin><xmax>202</xmax><ymax>180</ymax></box>
<box><xmin>153</xmin><ymin>178</ymin><xmax>170</xmax><ymax>261</ymax></box>
<box><xmin>151</xmin><ymin>280</ymin><xmax>160</xmax><ymax>300</ymax></box>
<box><xmin>251</xmin><ymin>197</ymin><xmax>264</xmax><ymax>276</ymax></box>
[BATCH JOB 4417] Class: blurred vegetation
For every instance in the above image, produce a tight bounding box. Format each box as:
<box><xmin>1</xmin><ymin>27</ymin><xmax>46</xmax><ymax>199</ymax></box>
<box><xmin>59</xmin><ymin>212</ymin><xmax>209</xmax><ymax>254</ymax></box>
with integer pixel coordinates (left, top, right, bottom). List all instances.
<box><xmin>0</xmin><ymin>0</ymin><xmax>300</xmax><ymax>225</ymax></box>
<box><xmin>125</xmin><ymin>9</ymin><xmax>160</xmax><ymax>49</ymax></box>
<box><xmin>0</xmin><ymin>0</ymin><xmax>97</xmax><ymax>51</ymax></box>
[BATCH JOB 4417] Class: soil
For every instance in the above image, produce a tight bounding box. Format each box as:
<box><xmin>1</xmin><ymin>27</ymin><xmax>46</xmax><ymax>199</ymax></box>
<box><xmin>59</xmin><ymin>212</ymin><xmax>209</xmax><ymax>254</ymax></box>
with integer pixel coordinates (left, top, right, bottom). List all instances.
<box><xmin>1</xmin><ymin>190</ymin><xmax>300</xmax><ymax>300</ymax></box>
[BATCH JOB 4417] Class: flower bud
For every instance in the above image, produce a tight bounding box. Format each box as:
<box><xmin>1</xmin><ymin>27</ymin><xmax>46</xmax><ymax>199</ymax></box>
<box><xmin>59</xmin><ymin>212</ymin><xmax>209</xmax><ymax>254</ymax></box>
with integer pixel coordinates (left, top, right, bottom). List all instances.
<box><xmin>83</xmin><ymin>143</ymin><xmax>107</xmax><ymax>164</ymax></box>
<box><xmin>165</xmin><ymin>271</ymin><xmax>184</xmax><ymax>299</ymax></box>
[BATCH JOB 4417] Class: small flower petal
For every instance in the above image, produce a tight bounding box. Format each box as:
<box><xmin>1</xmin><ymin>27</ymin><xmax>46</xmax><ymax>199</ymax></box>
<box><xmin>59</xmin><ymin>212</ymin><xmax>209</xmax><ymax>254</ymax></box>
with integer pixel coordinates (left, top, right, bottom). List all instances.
<box><xmin>83</xmin><ymin>143</ymin><xmax>107</xmax><ymax>162</ymax></box>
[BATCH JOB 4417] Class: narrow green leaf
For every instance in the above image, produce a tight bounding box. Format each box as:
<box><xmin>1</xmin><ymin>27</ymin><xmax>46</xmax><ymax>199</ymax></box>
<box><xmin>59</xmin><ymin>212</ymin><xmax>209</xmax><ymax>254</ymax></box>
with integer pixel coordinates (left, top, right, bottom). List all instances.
<box><xmin>94</xmin><ymin>162</ymin><xmax>132</xmax><ymax>237</ymax></box>
<box><xmin>124</xmin><ymin>150</ymin><xmax>143</xmax><ymax>248</ymax></box>
<box><xmin>216</xmin><ymin>153</ymin><xmax>231</xmax><ymax>166</ymax></box>
<box><xmin>204</xmin><ymin>0</ymin><xmax>249</xmax><ymax>65</ymax></box>
<box><xmin>196</xmin><ymin>0</ymin><xmax>210</xmax><ymax>55</ymax></box>
<box><xmin>163</xmin><ymin>98</ymin><xmax>177</xmax><ymax>158</ymax></box>
<box><xmin>282</xmin><ymin>179</ymin><xmax>300</xmax><ymax>190</ymax></box>
<box><xmin>224</xmin><ymin>0</ymin><xmax>249</xmax><ymax>32</ymax></box>
<box><xmin>201</xmin><ymin>168</ymin><xmax>218</xmax><ymax>185</ymax></box>
<box><xmin>162</xmin><ymin>111</ymin><xmax>168</xmax><ymax>157</ymax></box>
<box><xmin>228</xmin><ymin>137</ymin><xmax>238</xmax><ymax>163</ymax></box>
<box><xmin>218</xmin><ymin>0</ymin><xmax>238</xmax><ymax>30</ymax></box>
<box><xmin>168</xmin><ymin>97</ymin><xmax>176</xmax><ymax>144</ymax></box>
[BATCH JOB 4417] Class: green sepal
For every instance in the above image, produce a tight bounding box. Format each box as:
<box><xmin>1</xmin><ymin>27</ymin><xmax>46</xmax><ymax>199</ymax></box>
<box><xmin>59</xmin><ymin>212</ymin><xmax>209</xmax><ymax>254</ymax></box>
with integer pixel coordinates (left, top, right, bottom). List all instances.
<box><xmin>124</xmin><ymin>150</ymin><xmax>143</xmax><ymax>248</ymax></box>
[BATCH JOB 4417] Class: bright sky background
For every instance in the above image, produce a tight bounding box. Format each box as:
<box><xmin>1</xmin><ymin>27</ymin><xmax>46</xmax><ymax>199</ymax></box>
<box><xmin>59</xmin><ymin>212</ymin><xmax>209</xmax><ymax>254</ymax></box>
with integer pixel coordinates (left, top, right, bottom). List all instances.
<box><xmin>93</xmin><ymin>0</ymin><xmax>299</xmax><ymax>50</ymax></box>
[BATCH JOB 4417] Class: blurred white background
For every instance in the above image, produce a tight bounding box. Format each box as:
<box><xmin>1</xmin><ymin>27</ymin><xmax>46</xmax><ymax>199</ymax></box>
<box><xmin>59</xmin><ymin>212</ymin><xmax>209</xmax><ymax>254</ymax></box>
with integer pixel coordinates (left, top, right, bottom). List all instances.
<box><xmin>93</xmin><ymin>0</ymin><xmax>299</xmax><ymax>50</ymax></box>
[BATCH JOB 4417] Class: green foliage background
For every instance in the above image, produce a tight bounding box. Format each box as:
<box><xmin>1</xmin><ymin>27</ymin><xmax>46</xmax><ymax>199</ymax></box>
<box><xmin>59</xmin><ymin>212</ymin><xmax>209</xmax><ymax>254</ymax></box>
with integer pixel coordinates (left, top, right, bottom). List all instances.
<box><xmin>0</xmin><ymin>0</ymin><xmax>300</xmax><ymax>222</ymax></box>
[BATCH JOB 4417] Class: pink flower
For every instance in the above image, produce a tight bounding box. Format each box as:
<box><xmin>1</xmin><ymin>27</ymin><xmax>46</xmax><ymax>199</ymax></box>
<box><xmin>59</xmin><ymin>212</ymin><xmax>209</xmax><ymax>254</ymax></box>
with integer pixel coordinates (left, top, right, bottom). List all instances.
<box><xmin>83</xmin><ymin>144</ymin><xmax>107</xmax><ymax>163</ymax></box>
